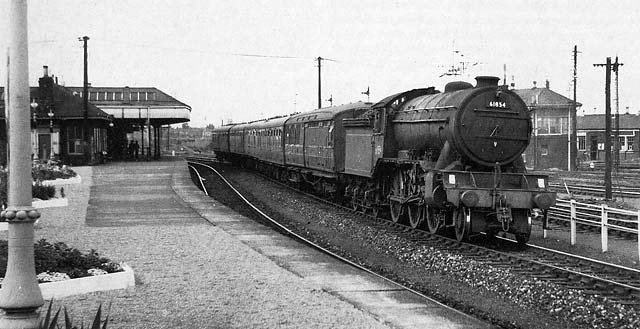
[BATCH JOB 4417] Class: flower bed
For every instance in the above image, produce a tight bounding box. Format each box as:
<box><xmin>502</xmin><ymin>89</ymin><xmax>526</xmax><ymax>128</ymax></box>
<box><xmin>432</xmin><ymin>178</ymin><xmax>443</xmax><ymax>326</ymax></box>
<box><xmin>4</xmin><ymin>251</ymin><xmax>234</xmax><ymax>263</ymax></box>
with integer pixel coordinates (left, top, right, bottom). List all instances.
<box><xmin>39</xmin><ymin>263</ymin><xmax>134</xmax><ymax>299</ymax></box>
<box><xmin>0</xmin><ymin>239</ymin><xmax>123</xmax><ymax>285</ymax></box>
<box><xmin>0</xmin><ymin>162</ymin><xmax>77</xmax><ymax>207</ymax></box>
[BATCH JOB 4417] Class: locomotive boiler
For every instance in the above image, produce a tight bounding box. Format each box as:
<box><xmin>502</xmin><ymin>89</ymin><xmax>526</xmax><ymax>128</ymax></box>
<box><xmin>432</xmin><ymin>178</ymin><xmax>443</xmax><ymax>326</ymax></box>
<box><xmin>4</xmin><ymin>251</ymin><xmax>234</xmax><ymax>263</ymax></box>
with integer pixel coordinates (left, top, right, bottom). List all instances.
<box><xmin>343</xmin><ymin>76</ymin><xmax>555</xmax><ymax>243</ymax></box>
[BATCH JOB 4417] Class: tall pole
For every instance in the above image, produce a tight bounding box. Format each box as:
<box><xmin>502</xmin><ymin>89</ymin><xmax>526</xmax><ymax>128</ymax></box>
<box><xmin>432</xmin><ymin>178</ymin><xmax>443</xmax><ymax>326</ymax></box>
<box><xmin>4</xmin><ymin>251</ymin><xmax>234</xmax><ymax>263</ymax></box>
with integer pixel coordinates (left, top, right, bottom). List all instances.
<box><xmin>612</xmin><ymin>56</ymin><xmax>623</xmax><ymax>170</ymax></box>
<box><xmin>594</xmin><ymin>58</ymin><xmax>613</xmax><ymax>200</ymax></box>
<box><xmin>317</xmin><ymin>57</ymin><xmax>322</xmax><ymax>108</ymax></box>
<box><xmin>147</xmin><ymin>107</ymin><xmax>151</xmax><ymax>159</ymax></box>
<box><xmin>80</xmin><ymin>36</ymin><xmax>90</xmax><ymax>164</ymax></box>
<box><xmin>0</xmin><ymin>0</ymin><xmax>45</xmax><ymax>327</ymax></box>
<box><xmin>570</xmin><ymin>45</ymin><xmax>578</xmax><ymax>171</ymax></box>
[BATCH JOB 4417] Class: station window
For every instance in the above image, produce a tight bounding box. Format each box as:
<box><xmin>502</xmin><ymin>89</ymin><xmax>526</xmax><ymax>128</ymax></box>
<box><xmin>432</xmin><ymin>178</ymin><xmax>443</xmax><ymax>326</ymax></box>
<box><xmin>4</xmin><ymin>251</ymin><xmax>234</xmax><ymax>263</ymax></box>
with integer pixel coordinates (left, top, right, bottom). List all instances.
<box><xmin>114</xmin><ymin>92</ymin><xmax>123</xmax><ymax>101</ymax></box>
<box><xmin>537</xmin><ymin>117</ymin><xmax>567</xmax><ymax>135</ymax></box>
<box><xmin>130</xmin><ymin>92</ymin><xmax>139</xmax><ymax>101</ymax></box>
<box><xmin>577</xmin><ymin>136</ymin><xmax>586</xmax><ymax>150</ymax></box>
<box><xmin>66</xmin><ymin>126</ymin><xmax>84</xmax><ymax>154</ymax></box>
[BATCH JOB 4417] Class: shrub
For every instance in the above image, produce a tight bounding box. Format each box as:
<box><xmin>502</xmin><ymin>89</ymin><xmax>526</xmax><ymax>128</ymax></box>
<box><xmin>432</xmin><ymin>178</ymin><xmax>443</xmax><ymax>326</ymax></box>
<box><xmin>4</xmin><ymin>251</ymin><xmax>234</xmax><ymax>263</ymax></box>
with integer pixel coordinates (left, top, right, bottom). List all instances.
<box><xmin>0</xmin><ymin>162</ymin><xmax>75</xmax><ymax>206</ymax></box>
<box><xmin>40</xmin><ymin>300</ymin><xmax>110</xmax><ymax>329</ymax></box>
<box><xmin>32</xmin><ymin>183</ymin><xmax>56</xmax><ymax>200</ymax></box>
<box><xmin>32</xmin><ymin>163</ymin><xmax>77</xmax><ymax>182</ymax></box>
<box><xmin>0</xmin><ymin>239</ymin><xmax>122</xmax><ymax>281</ymax></box>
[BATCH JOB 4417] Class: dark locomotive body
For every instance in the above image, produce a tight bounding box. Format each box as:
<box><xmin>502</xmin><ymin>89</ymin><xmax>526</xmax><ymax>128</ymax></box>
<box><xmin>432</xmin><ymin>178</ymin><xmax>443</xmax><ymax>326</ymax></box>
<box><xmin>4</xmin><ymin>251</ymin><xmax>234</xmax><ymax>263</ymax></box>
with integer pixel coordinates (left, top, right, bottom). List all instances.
<box><xmin>211</xmin><ymin>76</ymin><xmax>555</xmax><ymax>244</ymax></box>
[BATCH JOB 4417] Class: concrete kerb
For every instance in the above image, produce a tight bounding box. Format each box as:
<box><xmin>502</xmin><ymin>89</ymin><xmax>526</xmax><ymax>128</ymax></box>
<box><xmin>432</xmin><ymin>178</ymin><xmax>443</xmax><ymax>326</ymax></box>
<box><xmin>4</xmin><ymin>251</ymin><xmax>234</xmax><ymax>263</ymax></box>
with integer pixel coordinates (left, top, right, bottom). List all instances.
<box><xmin>39</xmin><ymin>263</ymin><xmax>135</xmax><ymax>300</ymax></box>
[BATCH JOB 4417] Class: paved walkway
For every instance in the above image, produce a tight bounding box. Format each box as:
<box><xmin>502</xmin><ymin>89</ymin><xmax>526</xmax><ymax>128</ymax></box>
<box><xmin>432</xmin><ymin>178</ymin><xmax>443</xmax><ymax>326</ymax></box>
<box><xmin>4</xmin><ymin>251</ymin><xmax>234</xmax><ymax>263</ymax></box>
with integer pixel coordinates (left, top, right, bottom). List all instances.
<box><xmin>27</xmin><ymin>161</ymin><xmax>488</xmax><ymax>329</ymax></box>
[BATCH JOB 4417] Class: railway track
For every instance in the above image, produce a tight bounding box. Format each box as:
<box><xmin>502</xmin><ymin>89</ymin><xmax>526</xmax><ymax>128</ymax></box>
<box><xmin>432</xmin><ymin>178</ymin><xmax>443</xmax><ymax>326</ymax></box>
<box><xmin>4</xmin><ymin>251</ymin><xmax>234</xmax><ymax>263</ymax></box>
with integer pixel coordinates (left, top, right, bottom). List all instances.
<box><xmin>187</xmin><ymin>156</ymin><xmax>640</xmax><ymax>310</ymax></box>
<box><xmin>185</xmin><ymin>159</ymin><xmax>484</xmax><ymax>323</ymax></box>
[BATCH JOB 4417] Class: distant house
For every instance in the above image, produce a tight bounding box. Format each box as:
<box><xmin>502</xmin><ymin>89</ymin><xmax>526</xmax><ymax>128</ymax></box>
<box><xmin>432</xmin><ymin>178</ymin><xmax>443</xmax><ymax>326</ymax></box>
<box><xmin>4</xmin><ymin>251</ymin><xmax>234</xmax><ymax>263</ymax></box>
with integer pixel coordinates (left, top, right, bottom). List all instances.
<box><xmin>577</xmin><ymin>113</ymin><xmax>640</xmax><ymax>163</ymax></box>
<box><xmin>0</xmin><ymin>67</ymin><xmax>112</xmax><ymax>165</ymax></box>
<box><xmin>513</xmin><ymin>81</ymin><xmax>581</xmax><ymax>170</ymax></box>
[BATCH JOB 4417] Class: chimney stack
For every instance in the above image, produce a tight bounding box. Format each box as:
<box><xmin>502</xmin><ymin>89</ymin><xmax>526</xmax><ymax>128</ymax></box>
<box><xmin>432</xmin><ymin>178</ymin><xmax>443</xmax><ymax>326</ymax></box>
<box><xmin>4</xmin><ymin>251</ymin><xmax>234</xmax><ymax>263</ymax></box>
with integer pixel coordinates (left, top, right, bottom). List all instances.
<box><xmin>545</xmin><ymin>79</ymin><xmax>550</xmax><ymax>89</ymax></box>
<box><xmin>475</xmin><ymin>76</ymin><xmax>500</xmax><ymax>88</ymax></box>
<box><xmin>43</xmin><ymin>65</ymin><xmax>48</xmax><ymax>77</ymax></box>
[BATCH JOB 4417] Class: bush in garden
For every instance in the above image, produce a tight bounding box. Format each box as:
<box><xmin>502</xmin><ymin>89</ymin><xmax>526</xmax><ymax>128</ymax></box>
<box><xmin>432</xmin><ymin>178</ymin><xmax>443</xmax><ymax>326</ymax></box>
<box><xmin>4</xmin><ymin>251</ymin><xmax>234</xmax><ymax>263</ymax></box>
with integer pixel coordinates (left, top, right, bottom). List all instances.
<box><xmin>0</xmin><ymin>239</ymin><xmax>122</xmax><ymax>282</ymax></box>
<box><xmin>0</xmin><ymin>162</ymin><xmax>75</xmax><ymax>205</ymax></box>
<box><xmin>32</xmin><ymin>162</ymin><xmax>77</xmax><ymax>181</ymax></box>
<box><xmin>32</xmin><ymin>182</ymin><xmax>56</xmax><ymax>200</ymax></box>
<box><xmin>40</xmin><ymin>299</ymin><xmax>111</xmax><ymax>329</ymax></box>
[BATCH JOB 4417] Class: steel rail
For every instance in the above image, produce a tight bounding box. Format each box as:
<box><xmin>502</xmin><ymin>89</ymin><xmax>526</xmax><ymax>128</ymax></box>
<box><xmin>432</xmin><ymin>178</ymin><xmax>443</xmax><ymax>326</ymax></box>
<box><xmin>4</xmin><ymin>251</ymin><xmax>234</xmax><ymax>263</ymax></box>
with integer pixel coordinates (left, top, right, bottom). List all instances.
<box><xmin>186</xmin><ymin>159</ymin><xmax>480</xmax><ymax>320</ymax></box>
<box><xmin>187</xmin><ymin>156</ymin><xmax>640</xmax><ymax>305</ymax></box>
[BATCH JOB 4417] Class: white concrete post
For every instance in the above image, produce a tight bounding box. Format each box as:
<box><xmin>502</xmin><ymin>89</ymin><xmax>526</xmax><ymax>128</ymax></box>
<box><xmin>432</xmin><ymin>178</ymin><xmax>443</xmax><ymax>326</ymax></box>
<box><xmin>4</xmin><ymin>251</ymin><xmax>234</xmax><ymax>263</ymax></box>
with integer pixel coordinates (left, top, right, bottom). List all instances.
<box><xmin>0</xmin><ymin>1</ymin><xmax>44</xmax><ymax>327</ymax></box>
<box><xmin>601</xmin><ymin>204</ymin><xmax>608</xmax><ymax>253</ymax></box>
<box><xmin>570</xmin><ymin>199</ymin><xmax>576</xmax><ymax>245</ymax></box>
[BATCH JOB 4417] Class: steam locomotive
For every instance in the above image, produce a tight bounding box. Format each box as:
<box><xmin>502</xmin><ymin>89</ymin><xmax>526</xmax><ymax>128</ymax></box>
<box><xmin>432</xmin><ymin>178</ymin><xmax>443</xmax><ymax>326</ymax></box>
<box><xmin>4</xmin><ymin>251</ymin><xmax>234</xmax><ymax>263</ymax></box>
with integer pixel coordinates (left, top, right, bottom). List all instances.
<box><xmin>211</xmin><ymin>76</ymin><xmax>556</xmax><ymax>244</ymax></box>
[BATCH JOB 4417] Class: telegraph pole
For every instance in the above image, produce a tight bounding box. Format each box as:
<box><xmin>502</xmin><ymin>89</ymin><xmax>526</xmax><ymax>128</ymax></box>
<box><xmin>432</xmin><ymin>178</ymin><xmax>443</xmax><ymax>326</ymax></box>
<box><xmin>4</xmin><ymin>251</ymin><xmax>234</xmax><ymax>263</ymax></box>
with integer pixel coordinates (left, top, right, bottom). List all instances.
<box><xmin>80</xmin><ymin>36</ymin><xmax>90</xmax><ymax>164</ymax></box>
<box><xmin>612</xmin><ymin>57</ymin><xmax>623</xmax><ymax>170</ymax></box>
<box><xmin>0</xmin><ymin>0</ymin><xmax>45</xmax><ymax>327</ymax></box>
<box><xmin>594</xmin><ymin>57</ymin><xmax>613</xmax><ymax>200</ymax></box>
<box><xmin>570</xmin><ymin>45</ymin><xmax>578</xmax><ymax>171</ymax></box>
<box><xmin>317</xmin><ymin>57</ymin><xmax>322</xmax><ymax>108</ymax></box>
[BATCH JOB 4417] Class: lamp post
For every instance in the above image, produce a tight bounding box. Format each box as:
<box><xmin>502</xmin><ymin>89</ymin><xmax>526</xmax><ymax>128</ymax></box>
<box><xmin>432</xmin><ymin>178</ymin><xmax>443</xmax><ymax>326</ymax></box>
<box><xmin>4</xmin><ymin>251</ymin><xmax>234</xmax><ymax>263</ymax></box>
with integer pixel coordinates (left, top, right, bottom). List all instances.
<box><xmin>47</xmin><ymin>108</ymin><xmax>53</xmax><ymax>133</ymax></box>
<box><xmin>79</xmin><ymin>36</ymin><xmax>90</xmax><ymax>164</ymax></box>
<box><xmin>0</xmin><ymin>0</ymin><xmax>45</xmax><ymax>327</ymax></box>
<box><xmin>30</xmin><ymin>102</ymin><xmax>37</xmax><ymax>161</ymax></box>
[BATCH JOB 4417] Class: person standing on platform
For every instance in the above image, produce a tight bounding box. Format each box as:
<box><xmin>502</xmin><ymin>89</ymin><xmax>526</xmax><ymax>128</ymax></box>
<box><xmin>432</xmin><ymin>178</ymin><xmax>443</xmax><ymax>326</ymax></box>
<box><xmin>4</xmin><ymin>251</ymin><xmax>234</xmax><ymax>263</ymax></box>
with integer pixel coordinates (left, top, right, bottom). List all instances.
<box><xmin>128</xmin><ymin>140</ymin><xmax>134</xmax><ymax>160</ymax></box>
<box><xmin>133</xmin><ymin>140</ymin><xmax>140</xmax><ymax>160</ymax></box>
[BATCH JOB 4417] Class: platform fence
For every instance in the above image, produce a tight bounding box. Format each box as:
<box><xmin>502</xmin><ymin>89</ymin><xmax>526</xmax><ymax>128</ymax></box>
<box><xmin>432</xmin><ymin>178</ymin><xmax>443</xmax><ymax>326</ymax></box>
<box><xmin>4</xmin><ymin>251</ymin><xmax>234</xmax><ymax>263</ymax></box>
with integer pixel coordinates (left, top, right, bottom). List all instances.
<box><xmin>546</xmin><ymin>199</ymin><xmax>639</xmax><ymax>261</ymax></box>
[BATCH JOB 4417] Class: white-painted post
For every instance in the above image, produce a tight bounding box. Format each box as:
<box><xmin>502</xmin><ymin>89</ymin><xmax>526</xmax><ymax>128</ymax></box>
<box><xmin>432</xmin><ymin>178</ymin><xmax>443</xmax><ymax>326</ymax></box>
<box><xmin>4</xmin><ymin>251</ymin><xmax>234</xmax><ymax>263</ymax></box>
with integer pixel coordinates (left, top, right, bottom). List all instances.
<box><xmin>543</xmin><ymin>211</ymin><xmax>548</xmax><ymax>239</ymax></box>
<box><xmin>570</xmin><ymin>199</ymin><xmax>577</xmax><ymax>245</ymax></box>
<box><xmin>601</xmin><ymin>204</ymin><xmax>608</xmax><ymax>253</ymax></box>
<box><xmin>0</xmin><ymin>1</ymin><xmax>44</xmax><ymax>327</ymax></box>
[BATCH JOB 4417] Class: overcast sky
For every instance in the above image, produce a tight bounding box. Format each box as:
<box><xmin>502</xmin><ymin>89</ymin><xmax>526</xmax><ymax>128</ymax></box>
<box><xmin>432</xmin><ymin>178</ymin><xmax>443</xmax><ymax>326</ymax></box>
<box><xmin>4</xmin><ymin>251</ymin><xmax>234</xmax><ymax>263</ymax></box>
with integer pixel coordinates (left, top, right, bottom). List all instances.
<box><xmin>1</xmin><ymin>0</ymin><xmax>639</xmax><ymax>127</ymax></box>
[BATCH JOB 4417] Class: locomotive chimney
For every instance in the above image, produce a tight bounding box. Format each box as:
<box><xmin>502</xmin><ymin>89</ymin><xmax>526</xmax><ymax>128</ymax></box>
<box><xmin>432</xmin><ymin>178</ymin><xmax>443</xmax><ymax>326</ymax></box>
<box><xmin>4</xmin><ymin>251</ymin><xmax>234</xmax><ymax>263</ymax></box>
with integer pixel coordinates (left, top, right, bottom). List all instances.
<box><xmin>475</xmin><ymin>76</ymin><xmax>500</xmax><ymax>88</ymax></box>
<box><xmin>43</xmin><ymin>65</ymin><xmax>48</xmax><ymax>77</ymax></box>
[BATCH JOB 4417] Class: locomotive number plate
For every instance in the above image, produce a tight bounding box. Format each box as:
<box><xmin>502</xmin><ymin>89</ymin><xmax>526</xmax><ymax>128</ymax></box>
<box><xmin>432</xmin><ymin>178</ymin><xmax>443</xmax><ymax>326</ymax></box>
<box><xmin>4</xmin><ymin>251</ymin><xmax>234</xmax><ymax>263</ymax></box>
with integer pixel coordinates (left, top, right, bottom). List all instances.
<box><xmin>487</xmin><ymin>101</ymin><xmax>508</xmax><ymax>109</ymax></box>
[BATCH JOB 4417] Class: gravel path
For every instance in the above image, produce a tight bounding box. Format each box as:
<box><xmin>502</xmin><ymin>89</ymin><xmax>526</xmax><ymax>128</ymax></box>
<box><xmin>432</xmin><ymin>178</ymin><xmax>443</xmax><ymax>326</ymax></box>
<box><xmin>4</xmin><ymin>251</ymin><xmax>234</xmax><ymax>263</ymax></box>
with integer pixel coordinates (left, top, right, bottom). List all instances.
<box><xmin>22</xmin><ymin>161</ymin><xmax>391</xmax><ymax>329</ymax></box>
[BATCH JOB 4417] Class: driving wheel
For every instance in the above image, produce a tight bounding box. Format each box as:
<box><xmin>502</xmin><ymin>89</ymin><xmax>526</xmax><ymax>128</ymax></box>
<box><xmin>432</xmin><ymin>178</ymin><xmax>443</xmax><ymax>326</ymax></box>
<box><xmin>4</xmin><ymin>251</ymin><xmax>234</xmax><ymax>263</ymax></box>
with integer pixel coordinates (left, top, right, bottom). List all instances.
<box><xmin>408</xmin><ymin>203</ymin><xmax>424</xmax><ymax>229</ymax></box>
<box><xmin>454</xmin><ymin>207</ymin><xmax>471</xmax><ymax>242</ymax></box>
<box><xmin>426</xmin><ymin>207</ymin><xmax>440</xmax><ymax>234</ymax></box>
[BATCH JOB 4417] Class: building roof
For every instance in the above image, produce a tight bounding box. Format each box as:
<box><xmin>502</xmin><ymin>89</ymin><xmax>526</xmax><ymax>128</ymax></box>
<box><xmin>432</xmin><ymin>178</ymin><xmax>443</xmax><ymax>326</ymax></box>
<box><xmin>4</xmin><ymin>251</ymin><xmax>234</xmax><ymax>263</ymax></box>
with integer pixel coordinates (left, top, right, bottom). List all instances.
<box><xmin>65</xmin><ymin>86</ymin><xmax>191</xmax><ymax>125</ymax></box>
<box><xmin>578</xmin><ymin>113</ymin><xmax>640</xmax><ymax>130</ymax></box>
<box><xmin>513</xmin><ymin>87</ymin><xmax>581</xmax><ymax>108</ymax></box>
<box><xmin>0</xmin><ymin>85</ymin><xmax>110</xmax><ymax>120</ymax></box>
<box><xmin>65</xmin><ymin>86</ymin><xmax>191</xmax><ymax>110</ymax></box>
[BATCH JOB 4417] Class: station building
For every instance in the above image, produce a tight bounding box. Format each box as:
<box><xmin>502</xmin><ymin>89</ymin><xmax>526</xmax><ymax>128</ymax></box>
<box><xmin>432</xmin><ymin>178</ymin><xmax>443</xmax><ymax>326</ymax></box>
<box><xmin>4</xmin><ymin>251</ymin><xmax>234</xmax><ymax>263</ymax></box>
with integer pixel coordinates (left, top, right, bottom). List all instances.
<box><xmin>0</xmin><ymin>66</ymin><xmax>190</xmax><ymax>166</ymax></box>
<box><xmin>577</xmin><ymin>113</ymin><xmax>640</xmax><ymax>163</ymax></box>
<box><xmin>65</xmin><ymin>84</ymin><xmax>190</xmax><ymax>161</ymax></box>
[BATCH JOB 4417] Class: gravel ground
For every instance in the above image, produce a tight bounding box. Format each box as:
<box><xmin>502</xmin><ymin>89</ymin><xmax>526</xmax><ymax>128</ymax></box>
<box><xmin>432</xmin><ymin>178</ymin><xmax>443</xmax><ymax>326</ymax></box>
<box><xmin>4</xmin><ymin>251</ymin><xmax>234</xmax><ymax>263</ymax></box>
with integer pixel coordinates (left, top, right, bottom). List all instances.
<box><xmin>211</xmin><ymin>164</ymin><xmax>640</xmax><ymax>329</ymax></box>
<box><xmin>7</xmin><ymin>162</ymin><xmax>392</xmax><ymax>329</ymax></box>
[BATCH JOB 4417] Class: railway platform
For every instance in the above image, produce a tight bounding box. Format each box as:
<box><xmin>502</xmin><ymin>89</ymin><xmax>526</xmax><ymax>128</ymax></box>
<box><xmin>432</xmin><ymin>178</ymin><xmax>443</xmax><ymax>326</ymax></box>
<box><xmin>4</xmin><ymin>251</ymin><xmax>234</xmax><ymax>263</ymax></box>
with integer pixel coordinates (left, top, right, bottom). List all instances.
<box><xmin>29</xmin><ymin>160</ymin><xmax>491</xmax><ymax>328</ymax></box>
